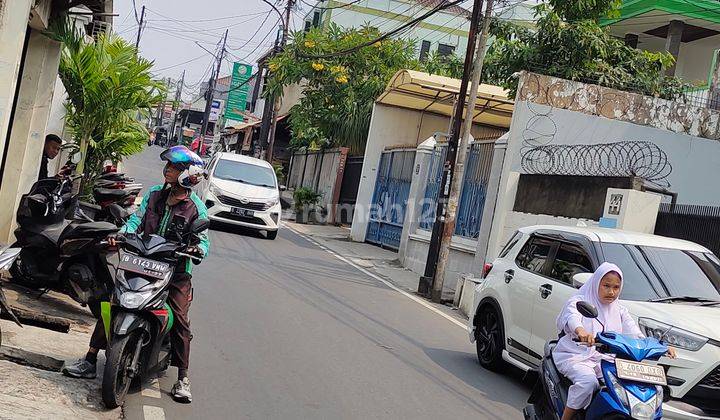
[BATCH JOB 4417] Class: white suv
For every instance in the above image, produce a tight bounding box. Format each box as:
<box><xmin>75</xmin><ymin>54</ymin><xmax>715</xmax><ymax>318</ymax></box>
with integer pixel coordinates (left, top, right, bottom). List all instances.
<box><xmin>468</xmin><ymin>225</ymin><xmax>720</xmax><ymax>419</ymax></box>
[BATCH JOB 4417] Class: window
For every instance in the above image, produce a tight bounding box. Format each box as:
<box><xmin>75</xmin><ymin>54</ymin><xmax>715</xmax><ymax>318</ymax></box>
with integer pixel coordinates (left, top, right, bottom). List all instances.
<box><xmin>437</xmin><ymin>43</ymin><xmax>455</xmax><ymax>58</ymax></box>
<box><xmin>499</xmin><ymin>231</ymin><xmax>523</xmax><ymax>258</ymax></box>
<box><xmin>549</xmin><ymin>243</ymin><xmax>593</xmax><ymax>286</ymax></box>
<box><xmin>304</xmin><ymin>20</ymin><xmax>312</xmax><ymax>31</ymax></box>
<box><xmin>419</xmin><ymin>40</ymin><xmax>431</xmax><ymax>62</ymax></box>
<box><xmin>516</xmin><ymin>237</ymin><xmax>554</xmax><ymax>275</ymax></box>
<box><xmin>213</xmin><ymin>159</ymin><xmax>276</xmax><ymax>188</ymax></box>
<box><xmin>312</xmin><ymin>11</ymin><xmax>322</xmax><ymax>27</ymax></box>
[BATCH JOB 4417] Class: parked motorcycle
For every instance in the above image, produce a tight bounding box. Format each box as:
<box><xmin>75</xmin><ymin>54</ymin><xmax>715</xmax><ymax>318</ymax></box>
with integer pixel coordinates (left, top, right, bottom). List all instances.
<box><xmin>524</xmin><ymin>301</ymin><xmax>669</xmax><ymax>420</ymax></box>
<box><xmin>11</xmin><ymin>175</ymin><xmax>119</xmax><ymax>305</ymax></box>
<box><xmin>0</xmin><ymin>246</ymin><xmax>23</xmax><ymax>345</ymax></box>
<box><xmin>77</xmin><ymin>172</ymin><xmax>141</xmax><ymax>226</ymax></box>
<box><xmin>100</xmin><ymin>217</ymin><xmax>208</xmax><ymax>408</ymax></box>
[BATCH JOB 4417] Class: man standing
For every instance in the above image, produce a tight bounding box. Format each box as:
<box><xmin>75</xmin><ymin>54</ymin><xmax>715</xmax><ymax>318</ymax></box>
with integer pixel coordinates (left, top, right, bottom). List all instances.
<box><xmin>39</xmin><ymin>134</ymin><xmax>62</xmax><ymax>180</ymax></box>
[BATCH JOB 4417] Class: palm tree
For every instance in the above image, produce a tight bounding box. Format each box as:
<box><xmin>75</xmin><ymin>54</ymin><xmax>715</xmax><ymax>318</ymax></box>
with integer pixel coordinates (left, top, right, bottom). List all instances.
<box><xmin>47</xmin><ymin>18</ymin><xmax>165</xmax><ymax>195</ymax></box>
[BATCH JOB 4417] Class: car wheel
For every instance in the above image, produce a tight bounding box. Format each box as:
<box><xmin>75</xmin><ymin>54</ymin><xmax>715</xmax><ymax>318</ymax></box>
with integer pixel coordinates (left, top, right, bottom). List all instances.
<box><xmin>475</xmin><ymin>305</ymin><xmax>505</xmax><ymax>371</ymax></box>
<box><xmin>266</xmin><ymin>230</ymin><xmax>278</xmax><ymax>240</ymax></box>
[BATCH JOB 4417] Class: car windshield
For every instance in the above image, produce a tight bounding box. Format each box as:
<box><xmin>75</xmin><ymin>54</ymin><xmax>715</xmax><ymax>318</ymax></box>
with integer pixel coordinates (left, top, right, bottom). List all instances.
<box><xmin>213</xmin><ymin>159</ymin><xmax>276</xmax><ymax>188</ymax></box>
<box><xmin>601</xmin><ymin>243</ymin><xmax>720</xmax><ymax>302</ymax></box>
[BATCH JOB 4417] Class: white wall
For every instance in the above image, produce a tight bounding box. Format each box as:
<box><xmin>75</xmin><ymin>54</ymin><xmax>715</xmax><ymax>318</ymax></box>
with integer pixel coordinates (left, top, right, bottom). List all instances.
<box><xmin>634</xmin><ymin>32</ymin><xmax>718</xmax><ymax>84</ymax></box>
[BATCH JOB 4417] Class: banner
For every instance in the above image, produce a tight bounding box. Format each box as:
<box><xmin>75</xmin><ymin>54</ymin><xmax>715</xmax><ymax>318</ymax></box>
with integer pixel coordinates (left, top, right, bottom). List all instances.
<box><xmin>225</xmin><ymin>62</ymin><xmax>253</xmax><ymax>124</ymax></box>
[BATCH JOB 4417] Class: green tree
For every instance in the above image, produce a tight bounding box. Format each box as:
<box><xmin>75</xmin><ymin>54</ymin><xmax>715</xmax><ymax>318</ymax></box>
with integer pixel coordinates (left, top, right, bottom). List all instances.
<box><xmin>48</xmin><ymin>20</ymin><xmax>164</xmax><ymax>197</ymax></box>
<box><xmin>483</xmin><ymin>0</ymin><xmax>692</xmax><ymax>99</ymax></box>
<box><xmin>266</xmin><ymin>24</ymin><xmax>462</xmax><ymax>154</ymax></box>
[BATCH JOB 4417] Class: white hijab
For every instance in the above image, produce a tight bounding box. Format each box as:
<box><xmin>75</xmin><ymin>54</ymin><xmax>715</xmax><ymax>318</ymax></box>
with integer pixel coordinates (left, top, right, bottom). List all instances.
<box><xmin>554</xmin><ymin>263</ymin><xmax>625</xmax><ymax>367</ymax></box>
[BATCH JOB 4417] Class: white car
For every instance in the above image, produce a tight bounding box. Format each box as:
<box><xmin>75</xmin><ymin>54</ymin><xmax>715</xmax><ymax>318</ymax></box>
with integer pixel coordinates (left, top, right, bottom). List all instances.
<box><xmin>468</xmin><ymin>225</ymin><xmax>720</xmax><ymax>419</ymax></box>
<box><xmin>199</xmin><ymin>153</ymin><xmax>283</xmax><ymax>239</ymax></box>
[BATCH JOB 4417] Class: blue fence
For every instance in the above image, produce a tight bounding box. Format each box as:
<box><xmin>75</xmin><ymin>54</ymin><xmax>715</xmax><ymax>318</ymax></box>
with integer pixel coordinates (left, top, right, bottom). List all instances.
<box><xmin>366</xmin><ymin>149</ymin><xmax>416</xmax><ymax>250</ymax></box>
<box><xmin>418</xmin><ymin>142</ymin><xmax>494</xmax><ymax>239</ymax></box>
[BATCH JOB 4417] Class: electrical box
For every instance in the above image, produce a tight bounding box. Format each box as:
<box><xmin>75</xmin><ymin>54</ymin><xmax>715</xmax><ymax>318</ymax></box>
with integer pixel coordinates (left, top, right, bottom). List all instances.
<box><xmin>599</xmin><ymin>188</ymin><xmax>662</xmax><ymax>233</ymax></box>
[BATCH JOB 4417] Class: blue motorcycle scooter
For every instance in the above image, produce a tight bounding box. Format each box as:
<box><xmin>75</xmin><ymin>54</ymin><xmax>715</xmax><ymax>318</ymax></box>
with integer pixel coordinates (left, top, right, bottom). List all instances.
<box><xmin>524</xmin><ymin>301</ymin><xmax>670</xmax><ymax>420</ymax></box>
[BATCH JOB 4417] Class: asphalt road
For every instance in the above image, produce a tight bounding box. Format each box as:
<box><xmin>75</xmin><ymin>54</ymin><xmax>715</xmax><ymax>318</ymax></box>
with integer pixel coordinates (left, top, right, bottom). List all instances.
<box><xmin>121</xmin><ymin>147</ymin><xmax>531</xmax><ymax>419</ymax></box>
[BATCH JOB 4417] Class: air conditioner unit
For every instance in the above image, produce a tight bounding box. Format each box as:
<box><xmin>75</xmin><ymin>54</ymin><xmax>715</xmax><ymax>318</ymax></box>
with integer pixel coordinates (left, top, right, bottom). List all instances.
<box><xmin>29</xmin><ymin>0</ymin><xmax>52</xmax><ymax>31</ymax></box>
<box><xmin>90</xmin><ymin>20</ymin><xmax>112</xmax><ymax>39</ymax></box>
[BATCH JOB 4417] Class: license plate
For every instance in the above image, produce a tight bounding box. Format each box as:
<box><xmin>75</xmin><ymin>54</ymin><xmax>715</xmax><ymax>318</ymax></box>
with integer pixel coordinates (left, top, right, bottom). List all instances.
<box><xmin>231</xmin><ymin>207</ymin><xmax>254</xmax><ymax>217</ymax></box>
<box><xmin>118</xmin><ymin>254</ymin><xmax>171</xmax><ymax>280</ymax></box>
<box><xmin>615</xmin><ymin>359</ymin><xmax>667</xmax><ymax>386</ymax></box>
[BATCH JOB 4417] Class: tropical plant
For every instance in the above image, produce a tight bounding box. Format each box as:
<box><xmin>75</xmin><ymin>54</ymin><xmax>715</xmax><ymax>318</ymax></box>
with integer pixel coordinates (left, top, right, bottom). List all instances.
<box><xmin>482</xmin><ymin>0</ymin><xmax>694</xmax><ymax>99</ymax></box>
<box><xmin>266</xmin><ymin>24</ymin><xmax>463</xmax><ymax>154</ymax></box>
<box><xmin>47</xmin><ymin>18</ymin><xmax>165</xmax><ymax>197</ymax></box>
<box><xmin>293</xmin><ymin>187</ymin><xmax>321</xmax><ymax>212</ymax></box>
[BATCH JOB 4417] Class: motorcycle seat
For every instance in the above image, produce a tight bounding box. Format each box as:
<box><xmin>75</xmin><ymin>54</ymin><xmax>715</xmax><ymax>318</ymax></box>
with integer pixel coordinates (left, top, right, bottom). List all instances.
<box><xmin>26</xmin><ymin>220</ymin><xmax>68</xmax><ymax>246</ymax></box>
<box><xmin>60</xmin><ymin>221</ymin><xmax>118</xmax><ymax>242</ymax></box>
<box><xmin>94</xmin><ymin>188</ymin><xmax>133</xmax><ymax>200</ymax></box>
<box><xmin>544</xmin><ymin>341</ymin><xmax>574</xmax><ymax>390</ymax></box>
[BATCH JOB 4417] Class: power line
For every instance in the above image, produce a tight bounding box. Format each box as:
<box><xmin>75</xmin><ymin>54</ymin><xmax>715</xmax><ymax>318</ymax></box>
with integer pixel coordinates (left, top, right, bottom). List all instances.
<box><xmin>229</xmin><ymin>10</ymin><xmax>275</xmax><ymax>51</ymax></box>
<box><xmin>299</xmin><ymin>0</ymin><xmax>362</xmax><ymax>11</ymax></box>
<box><xmin>298</xmin><ymin>0</ymin><xmax>465</xmax><ymax>59</ymax></box>
<box><xmin>153</xmin><ymin>52</ymin><xmax>212</xmax><ymax>72</ymax></box>
<box><xmin>144</xmin><ymin>10</ymin><xmax>269</xmax><ymax>23</ymax></box>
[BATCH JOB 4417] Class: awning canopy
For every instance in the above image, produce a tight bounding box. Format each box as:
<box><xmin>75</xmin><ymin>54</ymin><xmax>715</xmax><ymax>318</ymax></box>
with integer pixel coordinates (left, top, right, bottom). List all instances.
<box><xmin>377</xmin><ymin>70</ymin><xmax>514</xmax><ymax>128</ymax></box>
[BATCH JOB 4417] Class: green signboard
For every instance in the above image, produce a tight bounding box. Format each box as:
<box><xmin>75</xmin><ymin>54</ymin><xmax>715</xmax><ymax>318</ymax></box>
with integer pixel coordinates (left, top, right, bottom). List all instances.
<box><xmin>225</xmin><ymin>62</ymin><xmax>253</xmax><ymax>124</ymax></box>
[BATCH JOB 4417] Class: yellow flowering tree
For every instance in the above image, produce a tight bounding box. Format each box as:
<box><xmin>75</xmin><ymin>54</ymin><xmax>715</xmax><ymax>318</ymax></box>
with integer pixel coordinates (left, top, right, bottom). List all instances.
<box><xmin>266</xmin><ymin>24</ymin><xmax>459</xmax><ymax>154</ymax></box>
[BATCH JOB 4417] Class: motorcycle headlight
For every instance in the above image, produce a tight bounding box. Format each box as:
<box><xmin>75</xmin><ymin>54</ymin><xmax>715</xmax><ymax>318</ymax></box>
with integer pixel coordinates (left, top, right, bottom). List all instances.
<box><xmin>638</xmin><ymin>318</ymin><xmax>708</xmax><ymax>351</ymax></box>
<box><xmin>119</xmin><ymin>291</ymin><xmax>153</xmax><ymax>309</ymax></box>
<box><xmin>607</xmin><ymin>371</ymin><xmax>630</xmax><ymax>408</ymax></box>
<box><xmin>655</xmin><ymin>386</ymin><xmax>664</xmax><ymax>410</ymax></box>
<box><xmin>628</xmin><ymin>392</ymin><xmax>657</xmax><ymax>420</ymax></box>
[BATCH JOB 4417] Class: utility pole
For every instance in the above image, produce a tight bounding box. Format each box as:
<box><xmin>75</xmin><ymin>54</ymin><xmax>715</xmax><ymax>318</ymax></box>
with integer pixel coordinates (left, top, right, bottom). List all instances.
<box><xmin>199</xmin><ymin>29</ymin><xmax>229</xmax><ymax>155</ymax></box>
<box><xmin>419</xmin><ymin>0</ymin><xmax>489</xmax><ymax>302</ymax></box>
<box><xmin>135</xmin><ymin>5</ymin><xmax>146</xmax><ymax>51</ymax></box>
<box><xmin>155</xmin><ymin>77</ymin><xmax>168</xmax><ymax>128</ymax></box>
<box><xmin>171</xmin><ymin>70</ymin><xmax>185</xmax><ymax>145</ymax></box>
<box><xmin>257</xmin><ymin>27</ymin><xmax>282</xmax><ymax>159</ymax></box>
<box><xmin>265</xmin><ymin>0</ymin><xmax>295</xmax><ymax>164</ymax></box>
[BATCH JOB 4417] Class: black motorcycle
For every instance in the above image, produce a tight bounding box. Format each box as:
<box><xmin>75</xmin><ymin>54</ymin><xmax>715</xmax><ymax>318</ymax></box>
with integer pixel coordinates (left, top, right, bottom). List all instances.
<box><xmin>11</xmin><ymin>176</ymin><xmax>118</xmax><ymax>304</ymax></box>
<box><xmin>0</xmin><ymin>245</ymin><xmax>23</xmax><ymax>344</ymax></box>
<box><xmin>101</xmin><ymin>216</ymin><xmax>208</xmax><ymax>408</ymax></box>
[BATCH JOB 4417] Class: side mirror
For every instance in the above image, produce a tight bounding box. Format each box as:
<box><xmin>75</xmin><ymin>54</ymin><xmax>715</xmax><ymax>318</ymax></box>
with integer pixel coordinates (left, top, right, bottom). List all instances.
<box><xmin>572</xmin><ymin>272</ymin><xmax>593</xmax><ymax>288</ymax></box>
<box><xmin>71</xmin><ymin>152</ymin><xmax>82</xmax><ymax>164</ymax></box>
<box><xmin>191</xmin><ymin>219</ymin><xmax>210</xmax><ymax>234</ymax></box>
<box><xmin>279</xmin><ymin>185</ymin><xmax>287</xmax><ymax>191</ymax></box>
<box><xmin>576</xmin><ymin>301</ymin><xmax>598</xmax><ymax>319</ymax></box>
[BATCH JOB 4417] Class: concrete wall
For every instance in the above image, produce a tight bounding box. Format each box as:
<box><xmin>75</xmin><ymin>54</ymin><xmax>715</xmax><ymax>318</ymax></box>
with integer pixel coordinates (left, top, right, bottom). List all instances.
<box><xmin>0</xmin><ymin>28</ymin><xmax>61</xmax><ymax>241</ymax></box>
<box><xmin>288</xmin><ymin>148</ymin><xmax>344</xmax><ymax>210</ymax></box>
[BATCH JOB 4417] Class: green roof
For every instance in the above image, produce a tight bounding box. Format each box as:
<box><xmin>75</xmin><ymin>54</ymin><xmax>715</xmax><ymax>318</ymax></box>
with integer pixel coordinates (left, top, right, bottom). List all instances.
<box><xmin>601</xmin><ymin>0</ymin><xmax>720</xmax><ymax>27</ymax></box>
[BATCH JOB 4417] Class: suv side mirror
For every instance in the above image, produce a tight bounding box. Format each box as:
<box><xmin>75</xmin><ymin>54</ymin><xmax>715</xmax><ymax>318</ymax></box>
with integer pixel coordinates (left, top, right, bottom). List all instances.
<box><xmin>279</xmin><ymin>185</ymin><xmax>287</xmax><ymax>191</ymax></box>
<box><xmin>572</xmin><ymin>272</ymin><xmax>592</xmax><ymax>289</ymax></box>
<box><xmin>576</xmin><ymin>301</ymin><xmax>598</xmax><ymax>319</ymax></box>
<box><xmin>191</xmin><ymin>219</ymin><xmax>210</xmax><ymax>234</ymax></box>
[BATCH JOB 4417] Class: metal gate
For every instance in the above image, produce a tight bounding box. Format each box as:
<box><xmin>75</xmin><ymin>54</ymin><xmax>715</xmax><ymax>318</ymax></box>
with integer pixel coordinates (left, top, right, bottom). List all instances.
<box><xmin>337</xmin><ymin>156</ymin><xmax>364</xmax><ymax>224</ymax></box>
<box><xmin>366</xmin><ymin>149</ymin><xmax>416</xmax><ymax>250</ymax></box>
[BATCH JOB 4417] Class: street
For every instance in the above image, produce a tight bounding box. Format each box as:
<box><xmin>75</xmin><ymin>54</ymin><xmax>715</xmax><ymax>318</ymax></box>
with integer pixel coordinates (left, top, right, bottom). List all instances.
<box><xmin>120</xmin><ymin>147</ymin><xmax>530</xmax><ymax>419</ymax></box>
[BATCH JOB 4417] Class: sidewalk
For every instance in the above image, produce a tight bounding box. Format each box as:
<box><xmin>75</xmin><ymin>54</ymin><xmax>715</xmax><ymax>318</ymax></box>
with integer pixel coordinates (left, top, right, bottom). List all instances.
<box><xmin>0</xmin><ymin>280</ymin><xmax>120</xmax><ymax>419</ymax></box>
<box><xmin>284</xmin><ymin>220</ymin><xmax>467</xmax><ymax>324</ymax></box>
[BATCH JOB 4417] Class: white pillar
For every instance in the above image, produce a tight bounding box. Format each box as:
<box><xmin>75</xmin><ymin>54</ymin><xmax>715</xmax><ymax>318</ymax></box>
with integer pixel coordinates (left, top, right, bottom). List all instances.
<box><xmin>398</xmin><ymin>136</ymin><xmax>436</xmax><ymax>262</ymax></box>
<box><xmin>473</xmin><ymin>134</ymin><xmax>508</xmax><ymax>268</ymax></box>
<box><xmin>0</xmin><ymin>0</ymin><xmax>33</xmax><ymax>168</ymax></box>
<box><xmin>0</xmin><ymin>29</ymin><xmax>62</xmax><ymax>241</ymax></box>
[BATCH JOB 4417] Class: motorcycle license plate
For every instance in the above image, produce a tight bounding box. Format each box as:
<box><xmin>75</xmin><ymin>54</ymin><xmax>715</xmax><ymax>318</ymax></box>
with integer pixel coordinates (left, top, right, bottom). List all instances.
<box><xmin>231</xmin><ymin>207</ymin><xmax>254</xmax><ymax>217</ymax></box>
<box><xmin>615</xmin><ymin>359</ymin><xmax>667</xmax><ymax>386</ymax></box>
<box><xmin>118</xmin><ymin>254</ymin><xmax>170</xmax><ymax>280</ymax></box>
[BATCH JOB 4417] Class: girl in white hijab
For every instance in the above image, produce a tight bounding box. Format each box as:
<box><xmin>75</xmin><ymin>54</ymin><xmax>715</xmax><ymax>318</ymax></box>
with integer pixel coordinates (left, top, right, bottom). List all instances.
<box><xmin>553</xmin><ymin>262</ymin><xmax>674</xmax><ymax>420</ymax></box>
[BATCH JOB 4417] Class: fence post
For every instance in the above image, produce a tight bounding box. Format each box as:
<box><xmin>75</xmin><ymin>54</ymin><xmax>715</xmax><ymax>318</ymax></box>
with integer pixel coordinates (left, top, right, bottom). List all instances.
<box><xmin>329</xmin><ymin>148</ymin><xmax>349</xmax><ymax>225</ymax></box>
<box><xmin>399</xmin><ymin>137</ymin><xmax>436</xmax><ymax>262</ymax></box>
<box><xmin>473</xmin><ymin>135</ymin><xmax>508</xmax><ymax>269</ymax></box>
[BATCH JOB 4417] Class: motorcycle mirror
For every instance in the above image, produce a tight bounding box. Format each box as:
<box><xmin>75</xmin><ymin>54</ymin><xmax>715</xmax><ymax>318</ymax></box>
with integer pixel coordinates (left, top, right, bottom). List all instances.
<box><xmin>71</xmin><ymin>152</ymin><xmax>82</xmax><ymax>164</ymax></box>
<box><xmin>576</xmin><ymin>301</ymin><xmax>599</xmax><ymax>319</ymax></box>
<box><xmin>572</xmin><ymin>272</ymin><xmax>592</xmax><ymax>288</ymax></box>
<box><xmin>190</xmin><ymin>219</ymin><xmax>210</xmax><ymax>234</ymax></box>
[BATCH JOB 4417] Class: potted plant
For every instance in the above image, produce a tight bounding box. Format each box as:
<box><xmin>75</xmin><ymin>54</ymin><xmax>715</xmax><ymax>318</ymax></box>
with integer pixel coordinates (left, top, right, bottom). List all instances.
<box><xmin>293</xmin><ymin>187</ymin><xmax>321</xmax><ymax>224</ymax></box>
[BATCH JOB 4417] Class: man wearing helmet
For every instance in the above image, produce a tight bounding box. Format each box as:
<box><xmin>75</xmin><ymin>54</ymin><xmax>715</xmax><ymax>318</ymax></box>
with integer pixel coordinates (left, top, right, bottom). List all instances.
<box><xmin>62</xmin><ymin>146</ymin><xmax>210</xmax><ymax>404</ymax></box>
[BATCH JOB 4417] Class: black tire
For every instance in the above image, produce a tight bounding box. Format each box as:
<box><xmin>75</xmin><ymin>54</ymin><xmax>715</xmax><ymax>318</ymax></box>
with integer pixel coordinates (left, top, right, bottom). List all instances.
<box><xmin>266</xmin><ymin>230</ymin><xmax>278</xmax><ymax>240</ymax></box>
<box><xmin>9</xmin><ymin>252</ymin><xmax>43</xmax><ymax>289</ymax></box>
<box><xmin>475</xmin><ymin>305</ymin><xmax>505</xmax><ymax>371</ymax></box>
<box><xmin>102</xmin><ymin>332</ymin><xmax>141</xmax><ymax>409</ymax></box>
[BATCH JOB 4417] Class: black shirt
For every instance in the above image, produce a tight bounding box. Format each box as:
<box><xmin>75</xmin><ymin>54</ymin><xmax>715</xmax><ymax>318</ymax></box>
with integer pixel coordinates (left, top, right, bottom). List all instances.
<box><xmin>38</xmin><ymin>154</ymin><xmax>49</xmax><ymax>180</ymax></box>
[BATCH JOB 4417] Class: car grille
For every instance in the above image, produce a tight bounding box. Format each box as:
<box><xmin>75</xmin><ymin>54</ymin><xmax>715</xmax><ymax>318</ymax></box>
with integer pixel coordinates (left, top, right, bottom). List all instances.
<box><xmin>216</xmin><ymin>211</ymin><xmax>266</xmax><ymax>226</ymax></box>
<box><xmin>216</xmin><ymin>195</ymin><xmax>269</xmax><ymax>211</ymax></box>
<box><xmin>700</xmin><ymin>366</ymin><xmax>720</xmax><ymax>387</ymax></box>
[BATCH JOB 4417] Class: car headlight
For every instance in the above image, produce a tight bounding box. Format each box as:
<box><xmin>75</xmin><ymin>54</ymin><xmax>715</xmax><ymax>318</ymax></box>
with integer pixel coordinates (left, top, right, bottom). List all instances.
<box><xmin>209</xmin><ymin>183</ymin><xmax>223</xmax><ymax>198</ymax></box>
<box><xmin>638</xmin><ymin>318</ymin><xmax>708</xmax><ymax>351</ymax></box>
<box><xmin>119</xmin><ymin>291</ymin><xmax>153</xmax><ymax>309</ymax></box>
<box><xmin>266</xmin><ymin>197</ymin><xmax>279</xmax><ymax>208</ymax></box>
<box><xmin>608</xmin><ymin>370</ymin><xmax>630</xmax><ymax>408</ymax></box>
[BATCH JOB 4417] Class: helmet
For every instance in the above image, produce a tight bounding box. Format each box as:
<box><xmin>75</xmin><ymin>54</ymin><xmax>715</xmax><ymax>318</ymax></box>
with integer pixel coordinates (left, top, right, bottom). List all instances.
<box><xmin>160</xmin><ymin>146</ymin><xmax>205</xmax><ymax>188</ymax></box>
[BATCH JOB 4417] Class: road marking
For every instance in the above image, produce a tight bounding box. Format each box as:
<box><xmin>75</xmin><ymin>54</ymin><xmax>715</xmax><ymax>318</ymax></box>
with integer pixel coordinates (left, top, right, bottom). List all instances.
<box><xmin>285</xmin><ymin>225</ymin><xmax>467</xmax><ymax>331</ymax></box>
<box><xmin>141</xmin><ymin>378</ymin><xmax>162</xmax><ymax>399</ymax></box>
<box><xmin>143</xmin><ymin>405</ymin><xmax>165</xmax><ymax>420</ymax></box>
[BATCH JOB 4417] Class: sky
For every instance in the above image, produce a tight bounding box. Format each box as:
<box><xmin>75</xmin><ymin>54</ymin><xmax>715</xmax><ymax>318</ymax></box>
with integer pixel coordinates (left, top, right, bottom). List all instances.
<box><xmin>113</xmin><ymin>0</ymin><xmax>309</xmax><ymax>101</ymax></box>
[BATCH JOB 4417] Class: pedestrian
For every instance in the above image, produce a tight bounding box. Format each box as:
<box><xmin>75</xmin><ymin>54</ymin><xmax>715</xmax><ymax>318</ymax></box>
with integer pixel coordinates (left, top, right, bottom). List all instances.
<box><xmin>62</xmin><ymin>145</ymin><xmax>210</xmax><ymax>404</ymax></box>
<box><xmin>38</xmin><ymin>134</ymin><xmax>63</xmax><ymax>180</ymax></box>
